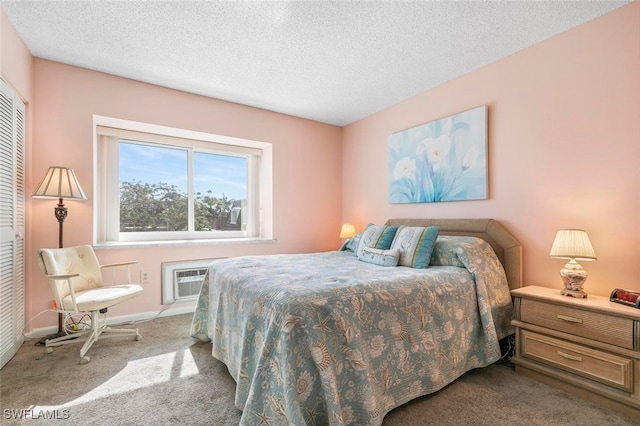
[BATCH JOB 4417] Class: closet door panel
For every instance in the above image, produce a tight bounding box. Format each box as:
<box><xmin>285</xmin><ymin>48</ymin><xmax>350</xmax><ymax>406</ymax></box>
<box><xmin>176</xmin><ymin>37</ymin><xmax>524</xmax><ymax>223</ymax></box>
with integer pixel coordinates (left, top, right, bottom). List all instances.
<box><xmin>0</xmin><ymin>79</ymin><xmax>26</xmax><ymax>369</ymax></box>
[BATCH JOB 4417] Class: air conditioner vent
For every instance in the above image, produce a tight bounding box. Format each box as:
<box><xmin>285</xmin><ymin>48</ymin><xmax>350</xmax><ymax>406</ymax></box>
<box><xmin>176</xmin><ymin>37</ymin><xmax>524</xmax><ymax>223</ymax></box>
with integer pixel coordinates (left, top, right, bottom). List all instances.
<box><xmin>162</xmin><ymin>259</ymin><xmax>221</xmax><ymax>304</ymax></box>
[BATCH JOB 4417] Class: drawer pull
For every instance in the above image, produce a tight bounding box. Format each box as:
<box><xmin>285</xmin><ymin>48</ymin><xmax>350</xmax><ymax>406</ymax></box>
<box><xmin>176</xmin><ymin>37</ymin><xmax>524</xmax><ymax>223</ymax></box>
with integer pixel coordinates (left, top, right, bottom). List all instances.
<box><xmin>557</xmin><ymin>351</ymin><xmax>583</xmax><ymax>362</ymax></box>
<box><xmin>556</xmin><ymin>314</ymin><xmax>583</xmax><ymax>324</ymax></box>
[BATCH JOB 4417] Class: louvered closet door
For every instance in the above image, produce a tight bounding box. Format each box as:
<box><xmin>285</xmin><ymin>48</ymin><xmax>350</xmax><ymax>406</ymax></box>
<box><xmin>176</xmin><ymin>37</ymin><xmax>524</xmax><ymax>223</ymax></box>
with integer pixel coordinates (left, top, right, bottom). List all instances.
<box><xmin>0</xmin><ymin>79</ymin><xmax>26</xmax><ymax>369</ymax></box>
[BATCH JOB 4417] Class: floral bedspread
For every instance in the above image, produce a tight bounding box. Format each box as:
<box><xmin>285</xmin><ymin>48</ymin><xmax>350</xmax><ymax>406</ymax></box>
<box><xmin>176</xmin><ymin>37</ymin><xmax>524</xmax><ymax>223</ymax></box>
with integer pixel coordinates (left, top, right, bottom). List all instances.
<box><xmin>190</xmin><ymin>237</ymin><xmax>513</xmax><ymax>425</ymax></box>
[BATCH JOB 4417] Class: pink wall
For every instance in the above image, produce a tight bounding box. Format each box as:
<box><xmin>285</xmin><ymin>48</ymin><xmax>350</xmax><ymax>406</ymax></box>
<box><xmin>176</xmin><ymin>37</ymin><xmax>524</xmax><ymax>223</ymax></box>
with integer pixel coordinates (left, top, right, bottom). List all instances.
<box><xmin>0</xmin><ymin>9</ymin><xmax>32</xmax><ymax>101</ymax></box>
<box><xmin>28</xmin><ymin>60</ymin><xmax>343</xmax><ymax>329</ymax></box>
<box><xmin>342</xmin><ymin>3</ymin><xmax>640</xmax><ymax>298</ymax></box>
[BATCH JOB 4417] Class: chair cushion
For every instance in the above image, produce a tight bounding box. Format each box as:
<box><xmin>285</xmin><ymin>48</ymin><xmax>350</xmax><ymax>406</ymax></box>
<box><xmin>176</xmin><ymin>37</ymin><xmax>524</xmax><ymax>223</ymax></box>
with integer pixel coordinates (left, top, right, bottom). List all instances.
<box><xmin>61</xmin><ymin>284</ymin><xmax>143</xmax><ymax>312</ymax></box>
<box><xmin>38</xmin><ymin>245</ymin><xmax>105</xmax><ymax>295</ymax></box>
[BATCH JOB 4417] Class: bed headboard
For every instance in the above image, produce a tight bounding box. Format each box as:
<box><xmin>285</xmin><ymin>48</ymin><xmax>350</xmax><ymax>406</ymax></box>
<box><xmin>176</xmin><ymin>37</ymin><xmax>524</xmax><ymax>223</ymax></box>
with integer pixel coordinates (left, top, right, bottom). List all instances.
<box><xmin>385</xmin><ymin>218</ymin><xmax>523</xmax><ymax>290</ymax></box>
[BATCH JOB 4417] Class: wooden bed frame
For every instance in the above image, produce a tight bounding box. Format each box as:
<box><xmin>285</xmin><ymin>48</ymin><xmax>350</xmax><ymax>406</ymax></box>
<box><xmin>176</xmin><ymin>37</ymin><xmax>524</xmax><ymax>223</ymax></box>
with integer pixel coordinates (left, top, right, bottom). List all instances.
<box><xmin>385</xmin><ymin>218</ymin><xmax>523</xmax><ymax>290</ymax></box>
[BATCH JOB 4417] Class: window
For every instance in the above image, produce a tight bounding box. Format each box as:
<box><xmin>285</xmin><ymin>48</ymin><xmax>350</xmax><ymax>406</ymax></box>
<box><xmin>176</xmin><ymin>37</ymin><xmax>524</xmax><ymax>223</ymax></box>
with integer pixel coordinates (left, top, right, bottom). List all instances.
<box><xmin>94</xmin><ymin>116</ymin><xmax>272</xmax><ymax>245</ymax></box>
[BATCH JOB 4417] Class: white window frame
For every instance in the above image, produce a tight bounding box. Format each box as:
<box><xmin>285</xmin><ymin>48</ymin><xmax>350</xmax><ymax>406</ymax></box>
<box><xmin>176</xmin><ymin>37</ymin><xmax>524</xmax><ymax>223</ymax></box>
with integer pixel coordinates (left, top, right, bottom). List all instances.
<box><xmin>93</xmin><ymin>116</ymin><xmax>273</xmax><ymax>246</ymax></box>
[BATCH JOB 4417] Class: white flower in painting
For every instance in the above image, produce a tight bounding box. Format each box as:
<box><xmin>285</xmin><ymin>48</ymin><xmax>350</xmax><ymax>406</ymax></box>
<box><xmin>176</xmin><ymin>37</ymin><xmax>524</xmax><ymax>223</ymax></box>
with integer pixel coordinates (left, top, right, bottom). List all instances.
<box><xmin>393</xmin><ymin>157</ymin><xmax>416</xmax><ymax>180</ymax></box>
<box><xmin>417</xmin><ymin>134</ymin><xmax>451</xmax><ymax>171</ymax></box>
<box><xmin>462</xmin><ymin>146</ymin><xmax>478</xmax><ymax>170</ymax></box>
<box><xmin>296</xmin><ymin>370</ymin><xmax>314</xmax><ymax>403</ymax></box>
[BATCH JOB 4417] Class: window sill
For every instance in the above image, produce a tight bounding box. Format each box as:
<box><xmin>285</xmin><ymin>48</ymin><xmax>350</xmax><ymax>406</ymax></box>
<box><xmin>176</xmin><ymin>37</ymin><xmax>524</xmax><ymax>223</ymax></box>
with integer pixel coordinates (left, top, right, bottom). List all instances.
<box><xmin>94</xmin><ymin>237</ymin><xmax>277</xmax><ymax>250</ymax></box>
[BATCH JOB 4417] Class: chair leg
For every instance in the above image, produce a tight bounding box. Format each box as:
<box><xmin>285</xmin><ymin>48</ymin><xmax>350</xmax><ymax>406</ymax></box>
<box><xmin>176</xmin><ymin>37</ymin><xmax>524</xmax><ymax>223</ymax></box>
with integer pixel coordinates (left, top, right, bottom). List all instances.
<box><xmin>102</xmin><ymin>327</ymin><xmax>142</xmax><ymax>339</ymax></box>
<box><xmin>44</xmin><ymin>331</ymin><xmax>85</xmax><ymax>353</ymax></box>
<box><xmin>79</xmin><ymin>311</ymin><xmax>103</xmax><ymax>360</ymax></box>
<box><xmin>77</xmin><ymin>311</ymin><xmax>142</xmax><ymax>364</ymax></box>
<box><xmin>44</xmin><ymin>310</ymin><xmax>142</xmax><ymax>364</ymax></box>
<box><xmin>44</xmin><ymin>312</ymin><xmax>87</xmax><ymax>354</ymax></box>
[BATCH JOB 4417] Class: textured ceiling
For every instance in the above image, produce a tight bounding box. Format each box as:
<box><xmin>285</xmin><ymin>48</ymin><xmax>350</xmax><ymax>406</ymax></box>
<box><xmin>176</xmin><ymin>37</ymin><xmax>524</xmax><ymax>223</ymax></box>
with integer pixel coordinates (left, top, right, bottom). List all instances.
<box><xmin>0</xmin><ymin>1</ymin><xmax>630</xmax><ymax>126</ymax></box>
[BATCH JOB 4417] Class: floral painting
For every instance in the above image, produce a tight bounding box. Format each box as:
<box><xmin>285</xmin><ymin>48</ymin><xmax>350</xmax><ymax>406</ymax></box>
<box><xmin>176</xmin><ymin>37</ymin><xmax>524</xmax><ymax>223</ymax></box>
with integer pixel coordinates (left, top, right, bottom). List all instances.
<box><xmin>388</xmin><ymin>106</ymin><xmax>487</xmax><ymax>203</ymax></box>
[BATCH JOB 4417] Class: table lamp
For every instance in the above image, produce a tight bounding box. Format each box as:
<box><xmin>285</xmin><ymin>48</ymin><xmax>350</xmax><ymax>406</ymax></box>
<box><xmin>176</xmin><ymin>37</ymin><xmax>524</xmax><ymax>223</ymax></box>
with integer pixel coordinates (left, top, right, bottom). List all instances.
<box><xmin>340</xmin><ymin>223</ymin><xmax>356</xmax><ymax>240</ymax></box>
<box><xmin>549</xmin><ymin>229</ymin><xmax>596</xmax><ymax>298</ymax></box>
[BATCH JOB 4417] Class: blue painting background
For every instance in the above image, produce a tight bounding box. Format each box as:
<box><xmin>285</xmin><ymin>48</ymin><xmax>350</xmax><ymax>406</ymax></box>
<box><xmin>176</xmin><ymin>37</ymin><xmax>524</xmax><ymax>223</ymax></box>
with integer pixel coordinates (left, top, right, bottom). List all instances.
<box><xmin>388</xmin><ymin>106</ymin><xmax>487</xmax><ymax>203</ymax></box>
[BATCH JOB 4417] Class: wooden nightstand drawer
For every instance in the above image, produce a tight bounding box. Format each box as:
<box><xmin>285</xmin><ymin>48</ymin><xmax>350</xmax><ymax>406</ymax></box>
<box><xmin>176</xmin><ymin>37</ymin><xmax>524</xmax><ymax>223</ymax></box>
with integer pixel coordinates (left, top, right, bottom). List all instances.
<box><xmin>512</xmin><ymin>286</ymin><xmax>640</xmax><ymax>417</ymax></box>
<box><xmin>521</xmin><ymin>330</ymin><xmax>633</xmax><ymax>392</ymax></box>
<box><xmin>520</xmin><ymin>298</ymin><xmax>634</xmax><ymax>349</ymax></box>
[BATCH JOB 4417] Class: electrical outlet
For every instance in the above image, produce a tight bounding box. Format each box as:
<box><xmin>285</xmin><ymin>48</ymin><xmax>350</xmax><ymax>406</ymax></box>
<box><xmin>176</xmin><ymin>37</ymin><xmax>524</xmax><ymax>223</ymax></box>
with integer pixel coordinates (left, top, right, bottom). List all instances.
<box><xmin>141</xmin><ymin>270</ymin><xmax>150</xmax><ymax>284</ymax></box>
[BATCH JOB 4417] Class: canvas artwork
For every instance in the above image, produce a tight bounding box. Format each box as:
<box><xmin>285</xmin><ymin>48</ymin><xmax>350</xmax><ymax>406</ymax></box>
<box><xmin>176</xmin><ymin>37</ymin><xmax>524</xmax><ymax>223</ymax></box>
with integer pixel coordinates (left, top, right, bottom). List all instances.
<box><xmin>388</xmin><ymin>106</ymin><xmax>487</xmax><ymax>203</ymax></box>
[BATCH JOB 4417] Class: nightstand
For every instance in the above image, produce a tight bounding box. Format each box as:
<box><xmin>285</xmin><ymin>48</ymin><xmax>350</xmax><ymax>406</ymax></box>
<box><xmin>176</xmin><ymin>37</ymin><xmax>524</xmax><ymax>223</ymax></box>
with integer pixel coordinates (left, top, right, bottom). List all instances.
<box><xmin>511</xmin><ymin>285</ymin><xmax>640</xmax><ymax>419</ymax></box>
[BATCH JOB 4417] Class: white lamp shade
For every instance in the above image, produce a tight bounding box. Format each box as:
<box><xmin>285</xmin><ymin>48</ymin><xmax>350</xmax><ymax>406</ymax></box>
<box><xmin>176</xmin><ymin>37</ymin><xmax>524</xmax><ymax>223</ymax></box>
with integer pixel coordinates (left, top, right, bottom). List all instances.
<box><xmin>340</xmin><ymin>223</ymin><xmax>356</xmax><ymax>239</ymax></box>
<box><xmin>549</xmin><ymin>229</ymin><xmax>596</xmax><ymax>261</ymax></box>
<box><xmin>32</xmin><ymin>166</ymin><xmax>87</xmax><ymax>200</ymax></box>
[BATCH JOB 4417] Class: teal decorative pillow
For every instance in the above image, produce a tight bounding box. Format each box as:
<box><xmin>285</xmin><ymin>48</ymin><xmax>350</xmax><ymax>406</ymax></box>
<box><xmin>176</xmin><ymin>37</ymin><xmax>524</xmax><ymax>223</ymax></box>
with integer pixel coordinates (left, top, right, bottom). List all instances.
<box><xmin>345</xmin><ymin>232</ymin><xmax>362</xmax><ymax>254</ymax></box>
<box><xmin>356</xmin><ymin>224</ymin><xmax>398</xmax><ymax>257</ymax></box>
<box><xmin>339</xmin><ymin>232</ymin><xmax>362</xmax><ymax>255</ymax></box>
<box><xmin>358</xmin><ymin>247</ymin><xmax>400</xmax><ymax>267</ymax></box>
<box><xmin>390</xmin><ymin>226</ymin><xmax>440</xmax><ymax>268</ymax></box>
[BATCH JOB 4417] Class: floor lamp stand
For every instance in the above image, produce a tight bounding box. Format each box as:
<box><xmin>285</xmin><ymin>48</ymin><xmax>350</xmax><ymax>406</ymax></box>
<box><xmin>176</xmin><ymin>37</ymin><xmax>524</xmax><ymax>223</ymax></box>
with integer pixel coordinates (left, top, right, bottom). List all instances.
<box><xmin>36</xmin><ymin>199</ymin><xmax>70</xmax><ymax>346</ymax></box>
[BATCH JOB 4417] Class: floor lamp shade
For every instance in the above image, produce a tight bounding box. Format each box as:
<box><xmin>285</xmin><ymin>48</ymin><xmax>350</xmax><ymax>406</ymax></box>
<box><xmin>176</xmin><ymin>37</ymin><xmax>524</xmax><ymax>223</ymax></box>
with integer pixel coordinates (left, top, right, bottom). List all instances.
<box><xmin>32</xmin><ymin>166</ymin><xmax>87</xmax><ymax>200</ymax></box>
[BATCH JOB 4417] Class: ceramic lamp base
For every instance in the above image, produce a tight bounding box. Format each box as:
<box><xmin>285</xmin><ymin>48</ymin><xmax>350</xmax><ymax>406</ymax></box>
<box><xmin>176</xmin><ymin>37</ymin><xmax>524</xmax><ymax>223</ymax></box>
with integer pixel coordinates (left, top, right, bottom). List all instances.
<box><xmin>561</xmin><ymin>288</ymin><xmax>587</xmax><ymax>298</ymax></box>
<box><xmin>559</xmin><ymin>260</ymin><xmax>588</xmax><ymax>298</ymax></box>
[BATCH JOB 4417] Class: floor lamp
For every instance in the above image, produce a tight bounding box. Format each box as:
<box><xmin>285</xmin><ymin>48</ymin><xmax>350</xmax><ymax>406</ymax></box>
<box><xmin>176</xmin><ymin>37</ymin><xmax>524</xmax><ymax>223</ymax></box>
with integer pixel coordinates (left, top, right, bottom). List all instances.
<box><xmin>32</xmin><ymin>166</ymin><xmax>87</xmax><ymax>344</ymax></box>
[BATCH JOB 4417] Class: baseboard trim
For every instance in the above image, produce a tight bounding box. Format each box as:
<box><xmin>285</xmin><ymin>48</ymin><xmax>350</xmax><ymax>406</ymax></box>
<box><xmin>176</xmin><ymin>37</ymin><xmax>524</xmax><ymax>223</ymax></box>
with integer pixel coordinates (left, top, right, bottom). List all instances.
<box><xmin>25</xmin><ymin>305</ymin><xmax>196</xmax><ymax>339</ymax></box>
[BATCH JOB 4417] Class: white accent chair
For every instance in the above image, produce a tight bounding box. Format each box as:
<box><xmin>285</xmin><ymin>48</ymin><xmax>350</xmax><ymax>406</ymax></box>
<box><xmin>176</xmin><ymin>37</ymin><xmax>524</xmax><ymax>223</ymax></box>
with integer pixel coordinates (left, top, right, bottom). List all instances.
<box><xmin>36</xmin><ymin>245</ymin><xmax>143</xmax><ymax>364</ymax></box>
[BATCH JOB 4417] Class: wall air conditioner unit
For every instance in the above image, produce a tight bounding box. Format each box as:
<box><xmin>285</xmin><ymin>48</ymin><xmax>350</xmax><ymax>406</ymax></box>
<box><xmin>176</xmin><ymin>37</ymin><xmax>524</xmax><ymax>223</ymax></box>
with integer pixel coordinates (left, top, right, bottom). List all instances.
<box><xmin>161</xmin><ymin>259</ymin><xmax>222</xmax><ymax>304</ymax></box>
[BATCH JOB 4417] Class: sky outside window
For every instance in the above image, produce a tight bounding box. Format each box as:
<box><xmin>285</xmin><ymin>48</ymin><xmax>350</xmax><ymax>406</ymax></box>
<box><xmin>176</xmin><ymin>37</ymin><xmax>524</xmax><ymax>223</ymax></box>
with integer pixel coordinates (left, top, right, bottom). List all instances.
<box><xmin>119</xmin><ymin>141</ymin><xmax>247</xmax><ymax>200</ymax></box>
<box><xmin>193</xmin><ymin>151</ymin><xmax>247</xmax><ymax>200</ymax></box>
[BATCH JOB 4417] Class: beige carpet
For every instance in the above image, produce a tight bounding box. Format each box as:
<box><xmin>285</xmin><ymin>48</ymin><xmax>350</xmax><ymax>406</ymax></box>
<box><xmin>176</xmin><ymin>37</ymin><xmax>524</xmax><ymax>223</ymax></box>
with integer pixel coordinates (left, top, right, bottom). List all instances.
<box><xmin>1</xmin><ymin>313</ymin><xmax>637</xmax><ymax>425</ymax></box>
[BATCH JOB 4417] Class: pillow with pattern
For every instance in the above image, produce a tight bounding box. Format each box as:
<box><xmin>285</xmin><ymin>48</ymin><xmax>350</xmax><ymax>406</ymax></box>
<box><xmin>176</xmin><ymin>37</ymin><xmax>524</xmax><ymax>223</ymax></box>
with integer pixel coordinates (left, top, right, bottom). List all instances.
<box><xmin>390</xmin><ymin>226</ymin><xmax>439</xmax><ymax>268</ymax></box>
<box><xmin>358</xmin><ymin>246</ymin><xmax>400</xmax><ymax>267</ymax></box>
<box><xmin>339</xmin><ymin>232</ymin><xmax>362</xmax><ymax>255</ymax></box>
<box><xmin>345</xmin><ymin>232</ymin><xmax>362</xmax><ymax>254</ymax></box>
<box><xmin>355</xmin><ymin>223</ymin><xmax>398</xmax><ymax>258</ymax></box>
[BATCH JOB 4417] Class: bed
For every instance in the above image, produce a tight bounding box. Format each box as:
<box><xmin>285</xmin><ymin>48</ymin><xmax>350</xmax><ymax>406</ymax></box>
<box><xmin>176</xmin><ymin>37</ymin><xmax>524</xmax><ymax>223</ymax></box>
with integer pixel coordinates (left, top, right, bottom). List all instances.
<box><xmin>190</xmin><ymin>218</ymin><xmax>522</xmax><ymax>425</ymax></box>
